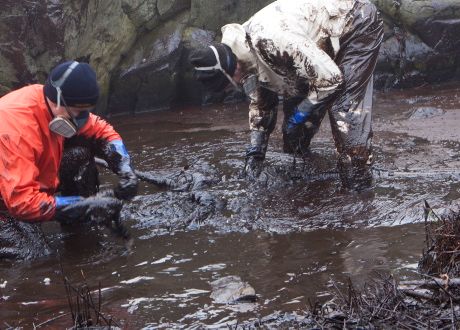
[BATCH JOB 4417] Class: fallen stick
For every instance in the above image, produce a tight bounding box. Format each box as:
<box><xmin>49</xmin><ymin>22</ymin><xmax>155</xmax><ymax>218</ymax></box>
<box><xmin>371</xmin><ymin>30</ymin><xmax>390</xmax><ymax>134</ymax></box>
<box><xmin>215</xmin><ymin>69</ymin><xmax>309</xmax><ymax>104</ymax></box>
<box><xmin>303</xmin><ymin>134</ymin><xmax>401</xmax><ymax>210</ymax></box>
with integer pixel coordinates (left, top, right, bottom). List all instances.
<box><xmin>94</xmin><ymin>157</ymin><xmax>180</xmax><ymax>189</ymax></box>
<box><xmin>132</xmin><ymin>169</ymin><xmax>177</xmax><ymax>188</ymax></box>
<box><xmin>400</xmin><ymin>278</ymin><xmax>460</xmax><ymax>288</ymax></box>
<box><xmin>399</xmin><ymin>288</ymin><xmax>434</xmax><ymax>301</ymax></box>
<box><xmin>373</xmin><ymin>168</ymin><xmax>460</xmax><ymax>179</ymax></box>
<box><xmin>33</xmin><ymin>312</ymin><xmax>71</xmax><ymax>328</ymax></box>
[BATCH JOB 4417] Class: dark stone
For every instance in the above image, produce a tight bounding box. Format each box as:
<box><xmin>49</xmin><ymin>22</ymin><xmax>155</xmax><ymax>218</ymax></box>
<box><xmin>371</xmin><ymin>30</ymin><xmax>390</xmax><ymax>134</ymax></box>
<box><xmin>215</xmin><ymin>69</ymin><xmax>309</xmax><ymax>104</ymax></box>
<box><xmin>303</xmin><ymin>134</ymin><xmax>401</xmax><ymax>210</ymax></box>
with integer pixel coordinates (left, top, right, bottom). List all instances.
<box><xmin>107</xmin><ymin>14</ymin><xmax>188</xmax><ymax>114</ymax></box>
<box><xmin>412</xmin><ymin>17</ymin><xmax>460</xmax><ymax>53</ymax></box>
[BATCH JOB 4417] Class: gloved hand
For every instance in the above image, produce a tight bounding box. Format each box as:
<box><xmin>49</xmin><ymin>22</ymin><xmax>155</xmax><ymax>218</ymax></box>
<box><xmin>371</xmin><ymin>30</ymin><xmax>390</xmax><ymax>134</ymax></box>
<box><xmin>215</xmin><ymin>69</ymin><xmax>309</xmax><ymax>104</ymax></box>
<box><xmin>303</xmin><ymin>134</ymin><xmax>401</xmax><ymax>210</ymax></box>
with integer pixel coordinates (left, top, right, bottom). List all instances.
<box><xmin>54</xmin><ymin>193</ymin><xmax>123</xmax><ymax>225</ymax></box>
<box><xmin>284</xmin><ymin>99</ymin><xmax>316</xmax><ymax>154</ymax></box>
<box><xmin>116</xmin><ymin>170</ymin><xmax>138</xmax><ymax>200</ymax></box>
<box><xmin>104</xmin><ymin>140</ymin><xmax>138</xmax><ymax>200</ymax></box>
<box><xmin>284</xmin><ymin>123</ymin><xmax>304</xmax><ymax>153</ymax></box>
<box><xmin>286</xmin><ymin>109</ymin><xmax>310</xmax><ymax>132</ymax></box>
<box><xmin>243</xmin><ymin>131</ymin><xmax>266</xmax><ymax>180</ymax></box>
<box><xmin>55</xmin><ymin>196</ymin><xmax>84</xmax><ymax>207</ymax></box>
<box><xmin>286</xmin><ymin>99</ymin><xmax>315</xmax><ymax>131</ymax></box>
<box><xmin>244</xmin><ymin>155</ymin><xmax>264</xmax><ymax>180</ymax></box>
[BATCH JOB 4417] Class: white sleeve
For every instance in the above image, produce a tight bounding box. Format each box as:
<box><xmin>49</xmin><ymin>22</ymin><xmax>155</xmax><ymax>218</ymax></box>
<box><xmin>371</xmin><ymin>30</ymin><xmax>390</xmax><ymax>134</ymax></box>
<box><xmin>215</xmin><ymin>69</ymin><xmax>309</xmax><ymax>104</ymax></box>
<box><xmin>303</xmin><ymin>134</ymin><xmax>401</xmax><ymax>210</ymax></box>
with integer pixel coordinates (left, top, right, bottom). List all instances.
<box><xmin>260</xmin><ymin>32</ymin><xmax>343</xmax><ymax>103</ymax></box>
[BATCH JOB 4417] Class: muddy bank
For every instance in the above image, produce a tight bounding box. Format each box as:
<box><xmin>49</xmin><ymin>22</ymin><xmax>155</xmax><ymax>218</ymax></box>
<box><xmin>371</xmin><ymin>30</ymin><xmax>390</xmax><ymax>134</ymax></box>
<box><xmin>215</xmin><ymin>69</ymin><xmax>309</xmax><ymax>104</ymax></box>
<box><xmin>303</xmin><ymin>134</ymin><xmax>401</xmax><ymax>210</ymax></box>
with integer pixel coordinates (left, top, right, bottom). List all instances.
<box><xmin>111</xmin><ymin>82</ymin><xmax>460</xmax><ymax>237</ymax></box>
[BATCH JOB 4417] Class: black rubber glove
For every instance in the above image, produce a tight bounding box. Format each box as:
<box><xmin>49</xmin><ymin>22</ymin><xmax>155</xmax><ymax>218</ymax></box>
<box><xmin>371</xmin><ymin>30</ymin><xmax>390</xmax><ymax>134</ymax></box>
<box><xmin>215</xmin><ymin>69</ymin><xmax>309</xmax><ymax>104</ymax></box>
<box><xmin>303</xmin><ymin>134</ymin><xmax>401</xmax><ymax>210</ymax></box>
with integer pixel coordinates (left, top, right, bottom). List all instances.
<box><xmin>116</xmin><ymin>170</ymin><xmax>138</xmax><ymax>200</ymax></box>
<box><xmin>284</xmin><ymin>123</ymin><xmax>305</xmax><ymax>153</ymax></box>
<box><xmin>54</xmin><ymin>194</ymin><xmax>123</xmax><ymax>225</ymax></box>
<box><xmin>244</xmin><ymin>155</ymin><xmax>264</xmax><ymax>180</ymax></box>
<box><xmin>103</xmin><ymin>140</ymin><xmax>138</xmax><ymax>200</ymax></box>
<box><xmin>243</xmin><ymin>131</ymin><xmax>267</xmax><ymax>179</ymax></box>
<box><xmin>284</xmin><ymin>99</ymin><xmax>316</xmax><ymax>152</ymax></box>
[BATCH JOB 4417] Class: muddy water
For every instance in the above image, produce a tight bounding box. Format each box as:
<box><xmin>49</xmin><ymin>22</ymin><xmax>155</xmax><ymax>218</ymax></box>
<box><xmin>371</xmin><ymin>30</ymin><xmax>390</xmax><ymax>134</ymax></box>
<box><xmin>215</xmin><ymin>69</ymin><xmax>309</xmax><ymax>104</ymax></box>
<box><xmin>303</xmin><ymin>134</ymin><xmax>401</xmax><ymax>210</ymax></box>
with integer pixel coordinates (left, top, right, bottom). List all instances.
<box><xmin>1</xmin><ymin>82</ymin><xmax>460</xmax><ymax>328</ymax></box>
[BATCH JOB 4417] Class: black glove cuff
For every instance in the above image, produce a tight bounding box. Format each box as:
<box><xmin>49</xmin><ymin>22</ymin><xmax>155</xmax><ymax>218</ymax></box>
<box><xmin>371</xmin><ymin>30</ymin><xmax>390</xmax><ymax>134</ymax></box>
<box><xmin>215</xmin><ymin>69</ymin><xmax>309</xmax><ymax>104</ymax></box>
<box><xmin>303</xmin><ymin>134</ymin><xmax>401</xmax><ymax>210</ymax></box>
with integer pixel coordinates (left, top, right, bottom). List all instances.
<box><xmin>115</xmin><ymin>170</ymin><xmax>139</xmax><ymax>200</ymax></box>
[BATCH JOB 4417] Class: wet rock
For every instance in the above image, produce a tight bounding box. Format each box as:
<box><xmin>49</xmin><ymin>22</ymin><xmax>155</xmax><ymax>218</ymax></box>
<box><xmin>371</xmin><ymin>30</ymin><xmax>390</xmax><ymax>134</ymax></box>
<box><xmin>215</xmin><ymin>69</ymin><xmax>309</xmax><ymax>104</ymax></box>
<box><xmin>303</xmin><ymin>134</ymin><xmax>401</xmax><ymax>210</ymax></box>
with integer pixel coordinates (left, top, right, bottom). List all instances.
<box><xmin>2</xmin><ymin>0</ymin><xmax>460</xmax><ymax>112</ymax></box>
<box><xmin>0</xmin><ymin>0</ymin><xmax>63</xmax><ymax>90</ymax></box>
<box><xmin>121</xmin><ymin>0</ymin><xmax>189</xmax><ymax>31</ymax></box>
<box><xmin>413</xmin><ymin>16</ymin><xmax>460</xmax><ymax>53</ymax></box>
<box><xmin>409</xmin><ymin>107</ymin><xmax>446</xmax><ymax>119</ymax></box>
<box><xmin>374</xmin><ymin>0</ymin><xmax>460</xmax><ymax>88</ymax></box>
<box><xmin>108</xmin><ymin>12</ymin><xmax>188</xmax><ymax>114</ymax></box>
<box><xmin>210</xmin><ymin>275</ymin><xmax>257</xmax><ymax>304</ymax></box>
<box><xmin>190</xmin><ymin>0</ymin><xmax>273</xmax><ymax>32</ymax></box>
<box><xmin>373</xmin><ymin>0</ymin><xmax>460</xmax><ymax>31</ymax></box>
<box><xmin>121</xmin><ymin>0</ymin><xmax>159</xmax><ymax>30</ymax></box>
<box><xmin>63</xmin><ymin>1</ymin><xmax>137</xmax><ymax>113</ymax></box>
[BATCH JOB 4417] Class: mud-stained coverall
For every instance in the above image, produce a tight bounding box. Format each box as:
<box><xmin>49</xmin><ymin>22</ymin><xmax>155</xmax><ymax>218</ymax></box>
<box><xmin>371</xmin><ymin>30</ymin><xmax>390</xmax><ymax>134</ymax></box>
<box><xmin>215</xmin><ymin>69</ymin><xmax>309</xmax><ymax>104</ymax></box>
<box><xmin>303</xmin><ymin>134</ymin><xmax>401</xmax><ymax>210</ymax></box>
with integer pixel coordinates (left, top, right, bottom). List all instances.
<box><xmin>0</xmin><ymin>84</ymin><xmax>121</xmax><ymax>222</ymax></box>
<box><xmin>221</xmin><ymin>0</ymin><xmax>384</xmax><ymax>182</ymax></box>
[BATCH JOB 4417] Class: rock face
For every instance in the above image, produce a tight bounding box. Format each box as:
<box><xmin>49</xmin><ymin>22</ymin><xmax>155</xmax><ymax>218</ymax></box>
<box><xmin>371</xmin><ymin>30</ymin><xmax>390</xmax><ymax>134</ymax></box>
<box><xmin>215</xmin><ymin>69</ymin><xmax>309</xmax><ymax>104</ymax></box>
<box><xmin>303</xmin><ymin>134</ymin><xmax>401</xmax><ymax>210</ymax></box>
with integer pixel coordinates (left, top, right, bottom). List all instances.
<box><xmin>0</xmin><ymin>0</ymin><xmax>459</xmax><ymax>114</ymax></box>
<box><xmin>0</xmin><ymin>1</ymin><xmax>64</xmax><ymax>93</ymax></box>
<box><xmin>373</xmin><ymin>0</ymin><xmax>460</xmax><ymax>88</ymax></box>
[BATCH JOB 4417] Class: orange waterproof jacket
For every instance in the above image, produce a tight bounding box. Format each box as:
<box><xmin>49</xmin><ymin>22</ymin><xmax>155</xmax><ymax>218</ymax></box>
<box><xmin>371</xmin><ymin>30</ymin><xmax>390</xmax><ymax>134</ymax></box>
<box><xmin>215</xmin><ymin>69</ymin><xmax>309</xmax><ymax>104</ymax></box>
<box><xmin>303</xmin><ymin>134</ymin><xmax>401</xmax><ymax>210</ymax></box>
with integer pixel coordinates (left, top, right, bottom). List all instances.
<box><xmin>0</xmin><ymin>84</ymin><xmax>121</xmax><ymax>222</ymax></box>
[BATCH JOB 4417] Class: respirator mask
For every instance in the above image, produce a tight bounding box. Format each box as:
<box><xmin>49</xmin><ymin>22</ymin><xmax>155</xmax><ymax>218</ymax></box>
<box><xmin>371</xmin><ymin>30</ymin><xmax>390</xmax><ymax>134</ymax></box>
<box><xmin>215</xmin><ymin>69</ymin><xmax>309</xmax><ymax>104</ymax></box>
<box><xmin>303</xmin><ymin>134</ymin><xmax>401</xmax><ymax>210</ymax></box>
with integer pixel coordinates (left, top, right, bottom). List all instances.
<box><xmin>48</xmin><ymin>61</ymin><xmax>90</xmax><ymax>138</ymax></box>
<box><xmin>49</xmin><ymin>110</ymin><xmax>89</xmax><ymax>138</ymax></box>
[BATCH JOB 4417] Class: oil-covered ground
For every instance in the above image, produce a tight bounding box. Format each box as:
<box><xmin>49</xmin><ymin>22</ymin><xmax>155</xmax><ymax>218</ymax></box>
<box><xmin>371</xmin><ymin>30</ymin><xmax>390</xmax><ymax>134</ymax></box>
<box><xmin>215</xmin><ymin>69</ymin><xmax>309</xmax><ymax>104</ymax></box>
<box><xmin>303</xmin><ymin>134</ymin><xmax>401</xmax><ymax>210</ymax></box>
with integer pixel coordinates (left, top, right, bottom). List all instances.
<box><xmin>1</xmin><ymin>82</ymin><xmax>460</xmax><ymax>328</ymax></box>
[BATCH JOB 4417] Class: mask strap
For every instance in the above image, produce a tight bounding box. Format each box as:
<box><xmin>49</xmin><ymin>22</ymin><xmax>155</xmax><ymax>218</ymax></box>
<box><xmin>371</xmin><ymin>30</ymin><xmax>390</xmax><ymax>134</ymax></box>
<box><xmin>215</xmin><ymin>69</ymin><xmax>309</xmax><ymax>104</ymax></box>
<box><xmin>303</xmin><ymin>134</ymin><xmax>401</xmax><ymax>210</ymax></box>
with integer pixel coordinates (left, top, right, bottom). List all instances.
<box><xmin>195</xmin><ymin>46</ymin><xmax>240</xmax><ymax>90</ymax></box>
<box><xmin>194</xmin><ymin>46</ymin><xmax>222</xmax><ymax>71</ymax></box>
<box><xmin>50</xmin><ymin>61</ymin><xmax>79</xmax><ymax>109</ymax></box>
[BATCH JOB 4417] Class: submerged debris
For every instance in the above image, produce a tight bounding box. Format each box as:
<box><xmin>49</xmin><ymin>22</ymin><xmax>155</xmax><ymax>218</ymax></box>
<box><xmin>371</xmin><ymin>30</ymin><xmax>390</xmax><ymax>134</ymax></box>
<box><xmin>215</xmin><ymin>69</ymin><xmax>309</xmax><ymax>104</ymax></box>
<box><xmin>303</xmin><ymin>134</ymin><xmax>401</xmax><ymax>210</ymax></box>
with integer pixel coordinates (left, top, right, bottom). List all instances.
<box><xmin>326</xmin><ymin>274</ymin><xmax>460</xmax><ymax>329</ymax></box>
<box><xmin>61</xmin><ymin>268</ymin><xmax>121</xmax><ymax>329</ymax></box>
<box><xmin>419</xmin><ymin>201</ymin><xmax>460</xmax><ymax>278</ymax></box>
<box><xmin>323</xmin><ymin>202</ymin><xmax>460</xmax><ymax>328</ymax></box>
<box><xmin>235</xmin><ymin>201</ymin><xmax>460</xmax><ymax>329</ymax></box>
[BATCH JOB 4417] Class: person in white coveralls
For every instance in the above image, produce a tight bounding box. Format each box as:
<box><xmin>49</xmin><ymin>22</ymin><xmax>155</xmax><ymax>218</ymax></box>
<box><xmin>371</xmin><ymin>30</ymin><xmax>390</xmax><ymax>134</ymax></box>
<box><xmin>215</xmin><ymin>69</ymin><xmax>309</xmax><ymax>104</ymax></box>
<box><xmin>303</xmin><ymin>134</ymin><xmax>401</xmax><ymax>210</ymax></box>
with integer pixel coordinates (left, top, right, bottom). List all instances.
<box><xmin>190</xmin><ymin>0</ymin><xmax>384</xmax><ymax>189</ymax></box>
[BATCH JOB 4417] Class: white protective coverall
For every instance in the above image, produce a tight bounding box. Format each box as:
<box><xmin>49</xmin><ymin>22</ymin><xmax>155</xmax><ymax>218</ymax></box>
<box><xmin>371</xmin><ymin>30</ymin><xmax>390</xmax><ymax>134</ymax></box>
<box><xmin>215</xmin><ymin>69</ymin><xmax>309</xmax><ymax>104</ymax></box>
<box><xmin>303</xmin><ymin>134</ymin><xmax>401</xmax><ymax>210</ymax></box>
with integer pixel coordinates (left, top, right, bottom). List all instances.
<box><xmin>222</xmin><ymin>0</ymin><xmax>384</xmax><ymax>185</ymax></box>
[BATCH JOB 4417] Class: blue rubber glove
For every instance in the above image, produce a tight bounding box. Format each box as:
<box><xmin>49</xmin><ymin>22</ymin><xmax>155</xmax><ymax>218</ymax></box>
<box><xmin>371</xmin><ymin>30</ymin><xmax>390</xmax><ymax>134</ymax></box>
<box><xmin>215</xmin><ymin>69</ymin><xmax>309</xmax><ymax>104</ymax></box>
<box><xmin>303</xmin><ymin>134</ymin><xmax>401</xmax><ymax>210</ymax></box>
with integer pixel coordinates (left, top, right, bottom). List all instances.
<box><xmin>287</xmin><ymin>110</ymin><xmax>310</xmax><ymax>130</ymax></box>
<box><xmin>54</xmin><ymin>194</ymin><xmax>122</xmax><ymax>225</ymax></box>
<box><xmin>108</xmin><ymin>140</ymin><xmax>132</xmax><ymax>173</ymax></box>
<box><xmin>55</xmin><ymin>195</ymin><xmax>84</xmax><ymax>223</ymax></box>
<box><xmin>286</xmin><ymin>99</ymin><xmax>316</xmax><ymax>130</ymax></box>
<box><xmin>55</xmin><ymin>196</ymin><xmax>83</xmax><ymax>208</ymax></box>
<box><xmin>102</xmin><ymin>140</ymin><xmax>138</xmax><ymax>200</ymax></box>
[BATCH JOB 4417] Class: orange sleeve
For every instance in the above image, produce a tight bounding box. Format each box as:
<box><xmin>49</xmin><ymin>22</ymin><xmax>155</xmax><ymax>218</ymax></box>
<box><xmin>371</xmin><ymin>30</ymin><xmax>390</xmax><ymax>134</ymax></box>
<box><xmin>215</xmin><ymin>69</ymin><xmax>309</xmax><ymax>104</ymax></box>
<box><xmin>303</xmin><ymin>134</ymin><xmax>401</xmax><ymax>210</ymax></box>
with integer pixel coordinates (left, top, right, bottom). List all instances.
<box><xmin>78</xmin><ymin>114</ymin><xmax>121</xmax><ymax>142</ymax></box>
<box><xmin>0</xmin><ymin>134</ymin><xmax>55</xmax><ymax>222</ymax></box>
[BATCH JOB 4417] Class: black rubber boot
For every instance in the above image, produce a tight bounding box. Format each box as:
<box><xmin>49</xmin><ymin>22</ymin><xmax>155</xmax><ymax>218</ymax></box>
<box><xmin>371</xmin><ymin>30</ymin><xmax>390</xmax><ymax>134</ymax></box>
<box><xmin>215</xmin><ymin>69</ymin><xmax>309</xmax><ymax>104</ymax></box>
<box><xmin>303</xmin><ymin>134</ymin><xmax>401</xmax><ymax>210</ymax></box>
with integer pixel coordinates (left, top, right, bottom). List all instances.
<box><xmin>337</xmin><ymin>152</ymin><xmax>373</xmax><ymax>191</ymax></box>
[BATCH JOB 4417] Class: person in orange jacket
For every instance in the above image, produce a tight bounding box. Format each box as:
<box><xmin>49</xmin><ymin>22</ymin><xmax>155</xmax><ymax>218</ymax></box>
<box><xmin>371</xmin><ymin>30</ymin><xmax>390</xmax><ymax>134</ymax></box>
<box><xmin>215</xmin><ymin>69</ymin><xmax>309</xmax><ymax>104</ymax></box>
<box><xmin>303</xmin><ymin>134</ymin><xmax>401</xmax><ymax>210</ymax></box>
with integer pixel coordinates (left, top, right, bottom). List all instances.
<box><xmin>0</xmin><ymin>60</ymin><xmax>138</xmax><ymax>259</ymax></box>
